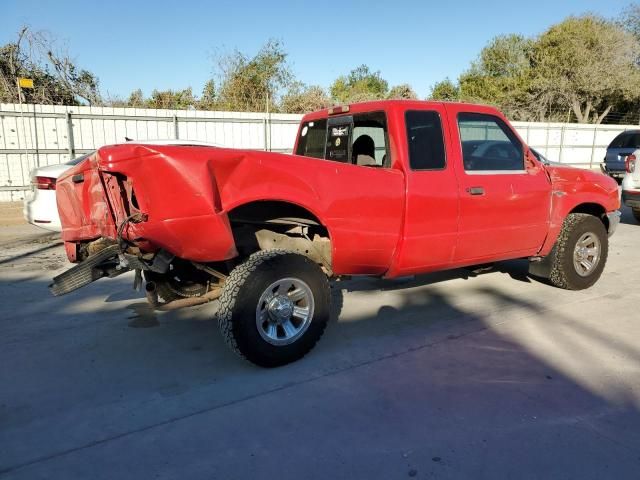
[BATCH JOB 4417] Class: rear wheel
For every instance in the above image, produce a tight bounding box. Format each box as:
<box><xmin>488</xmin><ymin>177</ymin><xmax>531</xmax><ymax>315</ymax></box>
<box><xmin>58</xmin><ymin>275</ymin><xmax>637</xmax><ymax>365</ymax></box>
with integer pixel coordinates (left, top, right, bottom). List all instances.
<box><xmin>217</xmin><ymin>250</ymin><xmax>330</xmax><ymax>367</ymax></box>
<box><xmin>633</xmin><ymin>208</ymin><xmax>640</xmax><ymax>223</ymax></box>
<box><xmin>548</xmin><ymin>213</ymin><xmax>608</xmax><ymax>290</ymax></box>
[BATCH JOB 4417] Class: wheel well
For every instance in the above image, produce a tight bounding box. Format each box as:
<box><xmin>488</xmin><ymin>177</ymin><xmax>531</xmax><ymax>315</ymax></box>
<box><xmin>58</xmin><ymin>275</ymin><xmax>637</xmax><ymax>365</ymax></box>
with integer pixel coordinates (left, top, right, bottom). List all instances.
<box><xmin>227</xmin><ymin>201</ymin><xmax>332</xmax><ymax>272</ymax></box>
<box><xmin>228</xmin><ymin>200</ymin><xmax>324</xmax><ymax>227</ymax></box>
<box><xmin>569</xmin><ymin>203</ymin><xmax>608</xmax><ymax>230</ymax></box>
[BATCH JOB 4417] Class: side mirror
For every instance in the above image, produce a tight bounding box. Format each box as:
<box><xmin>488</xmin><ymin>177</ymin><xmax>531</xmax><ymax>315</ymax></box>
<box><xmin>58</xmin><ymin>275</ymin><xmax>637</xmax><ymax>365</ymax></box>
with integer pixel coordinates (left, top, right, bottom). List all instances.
<box><xmin>525</xmin><ymin>150</ymin><xmax>540</xmax><ymax>172</ymax></box>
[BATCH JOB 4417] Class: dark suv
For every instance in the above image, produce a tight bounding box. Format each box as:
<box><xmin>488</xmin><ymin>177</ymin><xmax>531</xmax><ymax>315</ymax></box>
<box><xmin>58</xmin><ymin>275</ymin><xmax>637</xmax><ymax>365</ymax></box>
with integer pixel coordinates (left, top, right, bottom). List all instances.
<box><xmin>602</xmin><ymin>130</ymin><xmax>640</xmax><ymax>181</ymax></box>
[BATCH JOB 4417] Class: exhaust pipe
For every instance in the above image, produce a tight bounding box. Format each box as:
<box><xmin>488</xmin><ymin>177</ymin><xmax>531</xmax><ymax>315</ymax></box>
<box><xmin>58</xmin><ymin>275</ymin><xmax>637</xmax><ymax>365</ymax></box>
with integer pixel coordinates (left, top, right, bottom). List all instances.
<box><xmin>145</xmin><ymin>281</ymin><xmax>222</xmax><ymax>311</ymax></box>
<box><xmin>145</xmin><ymin>281</ymin><xmax>160</xmax><ymax>308</ymax></box>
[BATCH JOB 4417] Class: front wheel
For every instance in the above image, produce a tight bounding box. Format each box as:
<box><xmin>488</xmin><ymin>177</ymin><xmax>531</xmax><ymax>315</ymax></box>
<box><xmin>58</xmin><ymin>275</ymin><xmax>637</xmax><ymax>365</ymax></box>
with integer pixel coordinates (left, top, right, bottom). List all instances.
<box><xmin>548</xmin><ymin>213</ymin><xmax>608</xmax><ymax>290</ymax></box>
<box><xmin>217</xmin><ymin>250</ymin><xmax>330</xmax><ymax>367</ymax></box>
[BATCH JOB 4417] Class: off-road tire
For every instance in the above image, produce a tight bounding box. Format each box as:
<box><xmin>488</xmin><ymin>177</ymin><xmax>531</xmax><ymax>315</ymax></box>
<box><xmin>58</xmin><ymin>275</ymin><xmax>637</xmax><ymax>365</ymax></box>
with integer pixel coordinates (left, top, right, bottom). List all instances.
<box><xmin>548</xmin><ymin>213</ymin><xmax>608</xmax><ymax>290</ymax></box>
<box><xmin>633</xmin><ymin>208</ymin><xmax>640</xmax><ymax>223</ymax></box>
<box><xmin>217</xmin><ymin>250</ymin><xmax>330</xmax><ymax>367</ymax></box>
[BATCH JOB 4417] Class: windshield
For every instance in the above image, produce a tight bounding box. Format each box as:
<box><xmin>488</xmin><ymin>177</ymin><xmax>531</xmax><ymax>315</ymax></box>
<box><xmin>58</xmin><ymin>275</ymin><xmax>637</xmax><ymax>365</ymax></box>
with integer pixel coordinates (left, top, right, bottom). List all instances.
<box><xmin>609</xmin><ymin>132</ymin><xmax>640</xmax><ymax>149</ymax></box>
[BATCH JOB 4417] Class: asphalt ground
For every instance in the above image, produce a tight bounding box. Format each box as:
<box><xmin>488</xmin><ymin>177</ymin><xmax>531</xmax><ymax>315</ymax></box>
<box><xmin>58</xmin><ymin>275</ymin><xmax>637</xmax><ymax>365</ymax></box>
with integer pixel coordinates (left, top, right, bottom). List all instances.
<box><xmin>1</xmin><ymin>207</ymin><xmax>639</xmax><ymax>479</ymax></box>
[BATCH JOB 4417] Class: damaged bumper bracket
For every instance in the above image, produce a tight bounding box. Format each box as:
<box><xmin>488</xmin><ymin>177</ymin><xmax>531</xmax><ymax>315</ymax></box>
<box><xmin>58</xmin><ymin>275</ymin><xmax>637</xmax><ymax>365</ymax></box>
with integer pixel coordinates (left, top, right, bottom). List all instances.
<box><xmin>50</xmin><ymin>245</ymin><xmax>122</xmax><ymax>296</ymax></box>
<box><xmin>50</xmin><ymin>243</ymin><xmax>174</xmax><ymax>297</ymax></box>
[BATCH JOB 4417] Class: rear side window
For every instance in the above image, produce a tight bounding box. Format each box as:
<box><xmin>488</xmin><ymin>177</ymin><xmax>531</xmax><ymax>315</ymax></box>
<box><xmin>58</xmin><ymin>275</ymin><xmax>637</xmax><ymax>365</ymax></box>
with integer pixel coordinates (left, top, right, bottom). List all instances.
<box><xmin>351</xmin><ymin>112</ymin><xmax>388</xmax><ymax>167</ymax></box>
<box><xmin>295</xmin><ymin>112</ymin><xmax>390</xmax><ymax>167</ymax></box>
<box><xmin>609</xmin><ymin>132</ymin><xmax>640</xmax><ymax>149</ymax></box>
<box><xmin>296</xmin><ymin>120</ymin><xmax>327</xmax><ymax>159</ymax></box>
<box><xmin>458</xmin><ymin>112</ymin><xmax>523</xmax><ymax>171</ymax></box>
<box><xmin>405</xmin><ymin>110</ymin><xmax>446</xmax><ymax>170</ymax></box>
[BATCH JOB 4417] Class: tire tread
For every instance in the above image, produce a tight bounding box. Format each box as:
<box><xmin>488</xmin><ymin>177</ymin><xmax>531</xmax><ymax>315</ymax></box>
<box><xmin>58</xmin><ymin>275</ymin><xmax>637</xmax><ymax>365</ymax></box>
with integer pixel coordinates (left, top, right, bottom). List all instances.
<box><xmin>217</xmin><ymin>249</ymin><xmax>329</xmax><ymax>365</ymax></box>
<box><xmin>549</xmin><ymin>213</ymin><xmax>608</xmax><ymax>290</ymax></box>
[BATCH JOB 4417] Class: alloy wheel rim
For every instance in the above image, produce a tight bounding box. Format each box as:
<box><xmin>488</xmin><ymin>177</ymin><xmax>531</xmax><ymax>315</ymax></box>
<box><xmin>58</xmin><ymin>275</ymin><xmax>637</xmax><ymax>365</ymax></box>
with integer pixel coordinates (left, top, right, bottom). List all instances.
<box><xmin>573</xmin><ymin>232</ymin><xmax>601</xmax><ymax>277</ymax></box>
<box><xmin>255</xmin><ymin>277</ymin><xmax>315</xmax><ymax>346</ymax></box>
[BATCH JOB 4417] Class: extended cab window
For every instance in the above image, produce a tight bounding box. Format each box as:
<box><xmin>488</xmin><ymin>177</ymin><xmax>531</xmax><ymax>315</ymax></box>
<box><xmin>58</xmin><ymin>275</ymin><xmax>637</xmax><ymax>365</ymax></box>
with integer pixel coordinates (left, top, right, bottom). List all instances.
<box><xmin>458</xmin><ymin>113</ymin><xmax>523</xmax><ymax>172</ymax></box>
<box><xmin>296</xmin><ymin>112</ymin><xmax>389</xmax><ymax>167</ymax></box>
<box><xmin>351</xmin><ymin>112</ymin><xmax>388</xmax><ymax>167</ymax></box>
<box><xmin>296</xmin><ymin>119</ymin><xmax>327</xmax><ymax>159</ymax></box>
<box><xmin>406</xmin><ymin>110</ymin><xmax>446</xmax><ymax>170</ymax></box>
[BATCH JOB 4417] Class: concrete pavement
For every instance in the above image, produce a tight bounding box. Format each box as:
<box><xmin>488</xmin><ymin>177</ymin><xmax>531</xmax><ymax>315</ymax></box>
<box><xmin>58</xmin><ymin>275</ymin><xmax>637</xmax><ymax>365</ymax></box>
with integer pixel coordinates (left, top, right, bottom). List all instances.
<box><xmin>1</xmin><ymin>208</ymin><xmax>639</xmax><ymax>479</ymax></box>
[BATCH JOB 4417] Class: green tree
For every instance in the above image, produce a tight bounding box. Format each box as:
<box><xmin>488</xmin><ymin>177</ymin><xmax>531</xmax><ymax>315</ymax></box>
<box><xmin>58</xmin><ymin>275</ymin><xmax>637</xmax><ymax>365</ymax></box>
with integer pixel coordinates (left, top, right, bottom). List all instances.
<box><xmin>145</xmin><ymin>88</ymin><xmax>196</xmax><ymax>110</ymax></box>
<box><xmin>533</xmin><ymin>15</ymin><xmax>640</xmax><ymax>123</ymax></box>
<box><xmin>0</xmin><ymin>26</ymin><xmax>101</xmax><ymax>105</ymax></box>
<box><xmin>458</xmin><ymin>34</ymin><xmax>537</xmax><ymax>120</ymax></box>
<box><xmin>280</xmin><ymin>82</ymin><xmax>330</xmax><ymax>113</ymax></box>
<box><xmin>330</xmin><ymin>65</ymin><xmax>389</xmax><ymax>103</ymax></box>
<box><xmin>387</xmin><ymin>84</ymin><xmax>417</xmax><ymax>100</ymax></box>
<box><xmin>430</xmin><ymin>78</ymin><xmax>460</xmax><ymax>101</ymax></box>
<box><xmin>199</xmin><ymin>79</ymin><xmax>217</xmax><ymax>109</ymax></box>
<box><xmin>126</xmin><ymin>88</ymin><xmax>145</xmax><ymax>107</ymax></box>
<box><xmin>215</xmin><ymin>39</ymin><xmax>292</xmax><ymax>112</ymax></box>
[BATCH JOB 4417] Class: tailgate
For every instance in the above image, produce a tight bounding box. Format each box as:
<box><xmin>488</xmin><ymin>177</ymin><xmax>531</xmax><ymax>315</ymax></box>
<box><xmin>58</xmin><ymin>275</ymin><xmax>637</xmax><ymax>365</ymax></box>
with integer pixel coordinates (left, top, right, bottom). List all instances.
<box><xmin>56</xmin><ymin>154</ymin><xmax>116</xmax><ymax>242</ymax></box>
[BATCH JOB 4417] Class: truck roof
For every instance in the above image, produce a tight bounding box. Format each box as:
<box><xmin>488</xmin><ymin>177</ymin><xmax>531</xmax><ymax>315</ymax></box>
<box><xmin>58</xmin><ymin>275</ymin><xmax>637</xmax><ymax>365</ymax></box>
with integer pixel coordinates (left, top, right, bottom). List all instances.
<box><xmin>300</xmin><ymin>99</ymin><xmax>501</xmax><ymax>122</ymax></box>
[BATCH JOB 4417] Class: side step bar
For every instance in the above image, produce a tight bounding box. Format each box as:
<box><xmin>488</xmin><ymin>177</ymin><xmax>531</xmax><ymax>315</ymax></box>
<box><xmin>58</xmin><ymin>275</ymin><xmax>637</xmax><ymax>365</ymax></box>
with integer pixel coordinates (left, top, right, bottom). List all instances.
<box><xmin>49</xmin><ymin>245</ymin><xmax>122</xmax><ymax>296</ymax></box>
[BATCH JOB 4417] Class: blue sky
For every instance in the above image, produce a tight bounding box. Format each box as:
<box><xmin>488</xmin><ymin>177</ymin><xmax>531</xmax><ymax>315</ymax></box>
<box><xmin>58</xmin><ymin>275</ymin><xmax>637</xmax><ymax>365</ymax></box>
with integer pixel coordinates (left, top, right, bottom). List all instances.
<box><xmin>1</xmin><ymin>0</ymin><xmax>632</xmax><ymax>99</ymax></box>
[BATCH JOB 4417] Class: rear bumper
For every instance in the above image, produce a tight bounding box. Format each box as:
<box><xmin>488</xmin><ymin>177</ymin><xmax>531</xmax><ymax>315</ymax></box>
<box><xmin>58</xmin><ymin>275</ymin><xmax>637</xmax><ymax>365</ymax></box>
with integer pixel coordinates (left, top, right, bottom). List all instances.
<box><xmin>622</xmin><ymin>190</ymin><xmax>640</xmax><ymax>209</ymax></box>
<box><xmin>600</xmin><ymin>163</ymin><xmax>625</xmax><ymax>178</ymax></box>
<box><xmin>23</xmin><ymin>189</ymin><xmax>62</xmax><ymax>232</ymax></box>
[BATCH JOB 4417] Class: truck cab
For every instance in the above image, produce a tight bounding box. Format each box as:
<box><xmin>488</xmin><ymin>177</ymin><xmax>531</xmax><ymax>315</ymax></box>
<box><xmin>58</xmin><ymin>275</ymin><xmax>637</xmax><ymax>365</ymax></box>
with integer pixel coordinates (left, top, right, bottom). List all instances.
<box><xmin>294</xmin><ymin>101</ymin><xmax>618</xmax><ymax>276</ymax></box>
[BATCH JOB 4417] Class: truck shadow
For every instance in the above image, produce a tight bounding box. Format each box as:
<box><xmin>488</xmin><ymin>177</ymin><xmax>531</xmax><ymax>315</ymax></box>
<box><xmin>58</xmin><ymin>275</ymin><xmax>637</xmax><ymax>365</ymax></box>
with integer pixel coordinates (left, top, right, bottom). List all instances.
<box><xmin>1</xmin><ymin>257</ymin><xmax>640</xmax><ymax>476</ymax></box>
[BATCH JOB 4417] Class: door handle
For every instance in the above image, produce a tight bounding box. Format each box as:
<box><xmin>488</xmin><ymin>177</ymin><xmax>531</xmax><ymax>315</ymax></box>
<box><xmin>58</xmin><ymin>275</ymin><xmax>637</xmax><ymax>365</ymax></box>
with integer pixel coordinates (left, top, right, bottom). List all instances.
<box><xmin>466</xmin><ymin>186</ymin><xmax>484</xmax><ymax>196</ymax></box>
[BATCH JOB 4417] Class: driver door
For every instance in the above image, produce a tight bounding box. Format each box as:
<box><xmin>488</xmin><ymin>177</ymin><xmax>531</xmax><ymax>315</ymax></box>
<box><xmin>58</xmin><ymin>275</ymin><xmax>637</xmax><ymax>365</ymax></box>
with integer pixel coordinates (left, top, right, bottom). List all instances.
<box><xmin>447</xmin><ymin>106</ymin><xmax>552</xmax><ymax>261</ymax></box>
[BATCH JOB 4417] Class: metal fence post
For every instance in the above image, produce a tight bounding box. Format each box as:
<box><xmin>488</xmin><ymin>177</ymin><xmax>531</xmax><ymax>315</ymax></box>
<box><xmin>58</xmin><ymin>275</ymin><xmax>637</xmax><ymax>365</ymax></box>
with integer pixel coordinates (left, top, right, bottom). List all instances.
<box><xmin>544</xmin><ymin>124</ymin><xmax>550</xmax><ymax>156</ymax></box>
<box><xmin>1</xmin><ymin>117</ymin><xmax>13</xmax><ymax>199</ymax></box>
<box><xmin>589</xmin><ymin>124</ymin><xmax>598</xmax><ymax>170</ymax></box>
<box><xmin>173</xmin><ymin>115</ymin><xmax>179</xmax><ymax>139</ymax></box>
<box><xmin>558</xmin><ymin>125</ymin><xmax>565</xmax><ymax>164</ymax></box>
<box><xmin>263</xmin><ymin>117</ymin><xmax>268</xmax><ymax>151</ymax></box>
<box><xmin>32</xmin><ymin>104</ymin><xmax>40</xmax><ymax>168</ymax></box>
<box><xmin>66</xmin><ymin>112</ymin><xmax>75</xmax><ymax>160</ymax></box>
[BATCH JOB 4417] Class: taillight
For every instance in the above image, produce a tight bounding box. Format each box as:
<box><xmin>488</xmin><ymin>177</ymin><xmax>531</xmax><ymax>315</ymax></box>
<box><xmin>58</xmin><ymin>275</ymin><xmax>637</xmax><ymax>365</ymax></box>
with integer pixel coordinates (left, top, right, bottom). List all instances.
<box><xmin>33</xmin><ymin>176</ymin><xmax>56</xmax><ymax>190</ymax></box>
<box><xmin>626</xmin><ymin>154</ymin><xmax>636</xmax><ymax>174</ymax></box>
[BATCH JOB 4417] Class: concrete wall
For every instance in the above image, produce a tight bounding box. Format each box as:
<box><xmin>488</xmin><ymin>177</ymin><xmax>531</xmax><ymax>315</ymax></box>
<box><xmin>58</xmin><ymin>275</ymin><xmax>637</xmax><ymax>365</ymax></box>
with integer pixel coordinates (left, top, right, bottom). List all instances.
<box><xmin>1</xmin><ymin>102</ymin><xmax>637</xmax><ymax>201</ymax></box>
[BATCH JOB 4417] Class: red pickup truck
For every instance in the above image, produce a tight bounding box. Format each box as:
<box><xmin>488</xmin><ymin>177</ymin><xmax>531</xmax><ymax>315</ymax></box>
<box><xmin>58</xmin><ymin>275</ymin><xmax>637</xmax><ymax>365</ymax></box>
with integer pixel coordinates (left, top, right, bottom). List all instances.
<box><xmin>53</xmin><ymin>100</ymin><xmax>620</xmax><ymax>367</ymax></box>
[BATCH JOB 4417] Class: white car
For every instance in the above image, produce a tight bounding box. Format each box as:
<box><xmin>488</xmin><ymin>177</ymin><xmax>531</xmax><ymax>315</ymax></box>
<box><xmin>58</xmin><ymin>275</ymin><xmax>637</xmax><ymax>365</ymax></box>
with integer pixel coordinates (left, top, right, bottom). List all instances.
<box><xmin>23</xmin><ymin>153</ymin><xmax>91</xmax><ymax>232</ymax></box>
<box><xmin>621</xmin><ymin>148</ymin><xmax>640</xmax><ymax>223</ymax></box>
<box><xmin>23</xmin><ymin>140</ymin><xmax>222</xmax><ymax>232</ymax></box>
